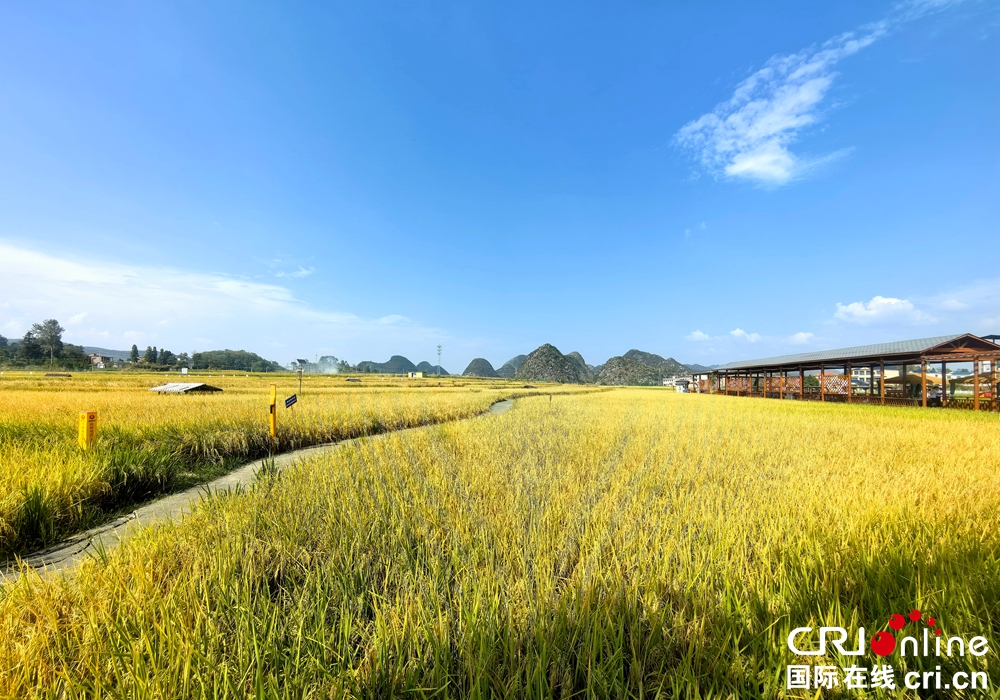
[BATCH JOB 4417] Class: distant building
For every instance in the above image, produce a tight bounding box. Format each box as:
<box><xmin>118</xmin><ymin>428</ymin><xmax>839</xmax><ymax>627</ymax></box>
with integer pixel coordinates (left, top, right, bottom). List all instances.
<box><xmin>87</xmin><ymin>353</ymin><xmax>113</xmax><ymax>369</ymax></box>
<box><xmin>663</xmin><ymin>376</ymin><xmax>692</xmax><ymax>388</ymax></box>
<box><xmin>407</xmin><ymin>371</ymin><xmax>424</xmax><ymax>379</ymax></box>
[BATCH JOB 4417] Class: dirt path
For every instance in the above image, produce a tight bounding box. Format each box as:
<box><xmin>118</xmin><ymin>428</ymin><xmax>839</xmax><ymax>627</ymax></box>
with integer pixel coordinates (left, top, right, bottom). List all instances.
<box><xmin>2</xmin><ymin>398</ymin><xmax>515</xmax><ymax>581</ymax></box>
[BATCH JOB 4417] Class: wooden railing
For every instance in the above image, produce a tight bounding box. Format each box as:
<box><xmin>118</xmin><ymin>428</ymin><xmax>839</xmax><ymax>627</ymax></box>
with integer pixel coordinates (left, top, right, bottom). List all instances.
<box><xmin>714</xmin><ymin>385</ymin><xmax>997</xmax><ymax>410</ymax></box>
<box><xmin>945</xmin><ymin>397</ymin><xmax>998</xmax><ymax>412</ymax></box>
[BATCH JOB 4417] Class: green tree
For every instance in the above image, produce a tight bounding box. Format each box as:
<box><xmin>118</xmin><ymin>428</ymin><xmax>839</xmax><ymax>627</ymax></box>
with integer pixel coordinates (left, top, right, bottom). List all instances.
<box><xmin>17</xmin><ymin>331</ymin><xmax>44</xmax><ymax>364</ymax></box>
<box><xmin>129</xmin><ymin>344</ymin><xmax>140</xmax><ymax>364</ymax></box>
<box><xmin>143</xmin><ymin>346</ymin><xmax>157</xmax><ymax>364</ymax></box>
<box><xmin>191</xmin><ymin>349</ymin><xmax>283</xmax><ymax>372</ymax></box>
<box><xmin>31</xmin><ymin>319</ymin><xmax>65</xmax><ymax>367</ymax></box>
<box><xmin>59</xmin><ymin>344</ymin><xmax>90</xmax><ymax>369</ymax></box>
<box><xmin>158</xmin><ymin>349</ymin><xmax>176</xmax><ymax>366</ymax></box>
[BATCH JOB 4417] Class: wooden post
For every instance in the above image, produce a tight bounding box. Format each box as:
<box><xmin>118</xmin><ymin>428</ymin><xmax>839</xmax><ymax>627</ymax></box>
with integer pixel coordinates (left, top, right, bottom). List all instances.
<box><xmin>779</xmin><ymin>368</ymin><xmax>784</xmax><ymax>400</ymax></box>
<box><xmin>921</xmin><ymin>360</ymin><xmax>927</xmax><ymax>408</ymax></box>
<box><xmin>269</xmin><ymin>384</ymin><xmax>277</xmax><ymax>443</ymax></box>
<box><xmin>992</xmin><ymin>359</ymin><xmax>997</xmax><ymax>412</ymax></box>
<box><xmin>879</xmin><ymin>361</ymin><xmax>885</xmax><ymax>404</ymax></box>
<box><xmin>846</xmin><ymin>364</ymin><xmax>852</xmax><ymax>403</ymax></box>
<box><xmin>799</xmin><ymin>367</ymin><xmax>805</xmax><ymax>400</ymax></box>
<box><xmin>974</xmin><ymin>359</ymin><xmax>980</xmax><ymax>411</ymax></box>
<box><xmin>820</xmin><ymin>364</ymin><xmax>826</xmax><ymax>402</ymax></box>
<box><xmin>941</xmin><ymin>362</ymin><xmax>947</xmax><ymax>408</ymax></box>
<box><xmin>902</xmin><ymin>364</ymin><xmax>907</xmax><ymax>401</ymax></box>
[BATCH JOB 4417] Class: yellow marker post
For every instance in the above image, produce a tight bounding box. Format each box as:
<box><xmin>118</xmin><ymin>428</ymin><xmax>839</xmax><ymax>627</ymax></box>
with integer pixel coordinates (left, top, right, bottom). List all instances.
<box><xmin>269</xmin><ymin>384</ymin><xmax>277</xmax><ymax>441</ymax></box>
<box><xmin>78</xmin><ymin>411</ymin><xmax>97</xmax><ymax>449</ymax></box>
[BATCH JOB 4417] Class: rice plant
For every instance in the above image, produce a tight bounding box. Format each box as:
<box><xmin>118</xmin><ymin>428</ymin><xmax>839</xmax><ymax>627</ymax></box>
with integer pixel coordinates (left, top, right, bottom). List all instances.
<box><xmin>1</xmin><ymin>390</ymin><xmax>997</xmax><ymax>697</ymax></box>
<box><xmin>0</xmin><ymin>372</ymin><xmax>571</xmax><ymax>554</ymax></box>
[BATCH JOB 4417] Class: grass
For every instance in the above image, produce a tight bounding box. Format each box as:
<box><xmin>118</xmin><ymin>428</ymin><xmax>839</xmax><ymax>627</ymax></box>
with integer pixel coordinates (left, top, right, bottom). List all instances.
<box><xmin>1</xmin><ymin>390</ymin><xmax>998</xmax><ymax>697</ymax></box>
<box><xmin>0</xmin><ymin>372</ymin><xmax>577</xmax><ymax>555</ymax></box>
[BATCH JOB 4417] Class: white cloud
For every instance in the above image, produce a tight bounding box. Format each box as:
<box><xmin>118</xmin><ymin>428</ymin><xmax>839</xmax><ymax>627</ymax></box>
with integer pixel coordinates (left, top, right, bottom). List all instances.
<box><xmin>673</xmin><ymin>1</ymin><xmax>967</xmax><ymax>186</ymax></box>
<box><xmin>685</xmin><ymin>330</ymin><xmax>710</xmax><ymax>341</ymax></box>
<box><xmin>730</xmin><ymin>328</ymin><xmax>762</xmax><ymax>342</ymax></box>
<box><xmin>0</xmin><ymin>240</ymin><xmax>445</xmax><ymax>363</ymax></box>
<box><xmin>699</xmin><ymin>222</ymin><xmax>707</xmax><ymax>230</ymax></box>
<box><xmin>833</xmin><ymin>295</ymin><xmax>935</xmax><ymax>324</ymax></box>
<box><xmin>788</xmin><ymin>331</ymin><xmax>814</xmax><ymax>344</ymax></box>
<box><xmin>674</xmin><ymin>26</ymin><xmax>884</xmax><ymax>185</ymax></box>
<box><xmin>275</xmin><ymin>266</ymin><xmax>315</xmax><ymax>278</ymax></box>
<box><xmin>925</xmin><ymin>278</ymin><xmax>1000</xmax><ymax>333</ymax></box>
<box><xmin>684</xmin><ymin>228</ymin><xmax>691</xmax><ymax>238</ymax></box>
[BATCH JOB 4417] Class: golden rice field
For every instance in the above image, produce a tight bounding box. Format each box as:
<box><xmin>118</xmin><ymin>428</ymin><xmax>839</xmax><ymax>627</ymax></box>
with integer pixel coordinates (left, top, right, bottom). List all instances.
<box><xmin>0</xmin><ymin>372</ymin><xmax>571</xmax><ymax>555</ymax></box>
<box><xmin>1</xmin><ymin>389</ymin><xmax>998</xmax><ymax>697</ymax></box>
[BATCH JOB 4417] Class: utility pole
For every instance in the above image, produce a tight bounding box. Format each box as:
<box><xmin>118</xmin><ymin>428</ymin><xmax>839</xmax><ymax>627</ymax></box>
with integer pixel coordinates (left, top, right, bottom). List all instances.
<box><xmin>437</xmin><ymin>344</ymin><xmax>442</xmax><ymax>375</ymax></box>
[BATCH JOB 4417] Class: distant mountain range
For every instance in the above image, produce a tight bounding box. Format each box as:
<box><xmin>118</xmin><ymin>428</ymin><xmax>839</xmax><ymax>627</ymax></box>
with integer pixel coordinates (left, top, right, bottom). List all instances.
<box><xmin>82</xmin><ymin>346</ymin><xmax>132</xmax><ymax>361</ymax></box>
<box><xmin>462</xmin><ymin>358</ymin><xmax>499</xmax><ymax>377</ymax></box>
<box><xmin>356</xmin><ymin>355</ymin><xmax>450</xmax><ymax>375</ymax></box>
<box><xmin>497</xmin><ymin>355</ymin><xmax>526</xmax><ymax>378</ymax></box>
<box><xmin>457</xmin><ymin>345</ymin><xmax>713</xmax><ymax>385</ymax></box>
<box><xmin>515</xmin><ymin>344</ymin><xmax>584</xmax><ymax>383</ymax></box>
<box><xmin>68</xmin><ymin>345</ymin><xmax>711</xmax><ymax>384</ymax></box>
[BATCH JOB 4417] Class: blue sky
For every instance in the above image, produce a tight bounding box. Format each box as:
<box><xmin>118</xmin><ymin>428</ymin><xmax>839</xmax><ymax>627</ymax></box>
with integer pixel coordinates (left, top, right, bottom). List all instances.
<box><xmin>1</xmin><ymin>1</ymin><xmax>998</xmax><ymax>371</ymax></box>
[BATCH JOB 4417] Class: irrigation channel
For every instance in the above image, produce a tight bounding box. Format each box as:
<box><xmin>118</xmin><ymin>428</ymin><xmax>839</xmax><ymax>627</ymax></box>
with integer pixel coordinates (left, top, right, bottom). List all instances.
<box><xmin>1</xmin><ymin>398</ymin><xmax>515</xmax><ymax>581</ymax></box>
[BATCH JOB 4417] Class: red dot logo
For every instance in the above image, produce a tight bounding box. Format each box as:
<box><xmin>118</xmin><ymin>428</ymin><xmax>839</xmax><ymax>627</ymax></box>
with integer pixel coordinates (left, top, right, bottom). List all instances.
<box><xmin>927</xmin><ymin>617</ymin><xmax>936</xmax><ymax>626</ymax></box>
<box><xmin>935</xmin><ymin>628</ymin><xmax>942</xmax><ymax>636</ymax></box>
<box><xmin>909</xmin><ymin>609</ymin><xmax>922</xmax><ymax>622</ymax></box>
<box><xmin>871</xmin><ymin>631</ymin><xmax>897</xmax><ymax>657</ymax></box>
<box><xmin>889</xmin><ymin>614</ymin><xmax>906</xmax><ymax>631</ymax></box>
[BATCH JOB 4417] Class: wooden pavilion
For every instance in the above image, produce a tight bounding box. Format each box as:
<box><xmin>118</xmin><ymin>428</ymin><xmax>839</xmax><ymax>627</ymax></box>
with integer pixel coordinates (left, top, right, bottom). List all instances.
<box><xmin>697</xmin><ymin>334</ymin><xmax>1000</xmax><ymax>411</ymax></box>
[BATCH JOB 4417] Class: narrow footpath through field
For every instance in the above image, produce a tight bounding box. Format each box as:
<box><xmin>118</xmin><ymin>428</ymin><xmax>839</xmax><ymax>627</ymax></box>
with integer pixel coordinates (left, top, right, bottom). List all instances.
<box><xmin>2</xmin><ymin>398</ymin><xmax>515</xmax><ymax>581</ymax></box>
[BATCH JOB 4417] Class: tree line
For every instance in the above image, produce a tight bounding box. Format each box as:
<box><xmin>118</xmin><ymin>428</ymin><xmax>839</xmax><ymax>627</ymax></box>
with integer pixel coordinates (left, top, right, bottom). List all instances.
<box><xmin>128</xmin><ymin>345</ymin><xmax>190</xmax><ymax>369</ymax></box>
<box><xmin>0</xmin><ymin>320</ymin><xmax>91</xmax><ymax>369</ymax></box>
<box><xmin>0</xmin><ymin>319</ymin><xmax>283</xmax><ymax>372</ymax></box>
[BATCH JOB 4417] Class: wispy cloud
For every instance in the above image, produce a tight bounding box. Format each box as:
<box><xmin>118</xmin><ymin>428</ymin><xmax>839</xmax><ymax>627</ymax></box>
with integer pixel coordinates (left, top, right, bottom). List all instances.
<box><xmin>685</xmin><ymin>330</ymin><xmax>710</xmax><ymax>341</ymax></box>
<box><xmin>673</xmin><ymin>1</ymin><xmax>967</xmax><ymax>186</ymax></box>
<box><xmin>275</xmin><ymin>266</ymin><xmax>316</xmax><ymax>278</ymax></box>
<box><xmin>0</xmin><ymin>240</ymin><xmax>445</xmax><ymax>363</ymax></box>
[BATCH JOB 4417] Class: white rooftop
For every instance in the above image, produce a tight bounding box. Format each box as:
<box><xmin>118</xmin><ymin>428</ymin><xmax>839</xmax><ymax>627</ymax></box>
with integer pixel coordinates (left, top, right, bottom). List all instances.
<box><xmin>149</xmin><ymin>382</ymin><xmax>223</xmax><ymax>393</ymax></box>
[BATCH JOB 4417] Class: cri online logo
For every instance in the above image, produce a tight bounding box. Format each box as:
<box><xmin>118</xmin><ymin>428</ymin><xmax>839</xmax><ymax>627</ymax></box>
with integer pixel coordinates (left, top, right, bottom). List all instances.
<box><xmin>871</xmin><ymin>609</ymin><xmax>940</xmax><ymax>657</ymax></box>
<box><xmin>788</xmin><ymin>608</ymin><xmax>990</xmax><ymax>658</ymax></box>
